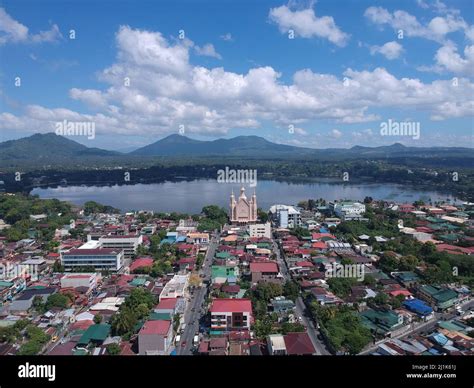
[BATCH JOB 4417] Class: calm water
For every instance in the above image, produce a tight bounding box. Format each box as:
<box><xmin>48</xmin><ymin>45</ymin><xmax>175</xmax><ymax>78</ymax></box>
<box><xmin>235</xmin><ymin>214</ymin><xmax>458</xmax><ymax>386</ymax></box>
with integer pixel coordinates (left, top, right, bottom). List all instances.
<box><xmin>32</xmin><ymin>179</ymin><xmax>456</xmax><ymax>213</ymax></box>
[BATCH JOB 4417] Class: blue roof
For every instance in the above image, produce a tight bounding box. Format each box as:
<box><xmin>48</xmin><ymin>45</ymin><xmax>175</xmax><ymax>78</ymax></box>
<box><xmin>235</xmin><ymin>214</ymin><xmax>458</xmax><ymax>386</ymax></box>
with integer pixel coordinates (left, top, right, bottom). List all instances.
<box><xmin>403</xmin><ymin>298</ymin><xmax>433</xmax><ymax>316</ymax></box>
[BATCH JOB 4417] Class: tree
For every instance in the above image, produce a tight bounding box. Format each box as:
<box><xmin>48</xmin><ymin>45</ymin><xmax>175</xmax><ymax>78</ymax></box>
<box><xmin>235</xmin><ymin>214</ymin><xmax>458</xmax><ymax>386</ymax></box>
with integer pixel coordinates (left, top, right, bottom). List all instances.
<box><xmin>106</xmin><ymin>343</ymin><xmax>121</xmax><ymax>355</ymax></box>
<box><xmin>45</xmin><ymin>293</ymin><xmax>70</xmax><ymax>310</ymax></box>
<box><xmin>253</xmin><ymin>317</ymin><xmax>273</xmax><ymax>339</ymax></box>
<box><xmin>283</xmin><ymin>280</ymin><xmax>299</xmax><ymax>301</ymax></box>
<box><xmin>94</xmin><ymin>314</ymin><xmax>103</xmax><ymax>324</ymax></box>
<box><xmin>257</xmin><ymin>208</ymin><xmax>269</xmax><ymax>223</ymax></box>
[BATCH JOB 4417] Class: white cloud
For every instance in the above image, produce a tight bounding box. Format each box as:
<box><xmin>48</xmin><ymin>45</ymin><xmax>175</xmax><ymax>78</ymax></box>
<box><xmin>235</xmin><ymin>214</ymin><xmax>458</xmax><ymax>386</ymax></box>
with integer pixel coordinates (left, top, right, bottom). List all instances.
<box><xmin>364</xmin><ymin>6</ymin><xmax>469</xmax><ymax>43</ymax></box>
<box><xmin>370</xmin><ymin>41</ymin><xmax>404</xmax><ymax>60</ymax></box>
<box><xmin>330</xmin><ymin>129</ymin><xmax>342</xmax><ymax>138</ymax></box>
<box><xmin>0</xmin><ymin>7</ymin><xmax>62</xmax><ymax>45</ymax></box>
<box><xmin>2</xmin><ymin>26</ymin><xmax>473</xmax><ymax>138</ymax></box>
<box><xmin>268</xmin><ymin>4</ymin><xmax>349</xmax><ymax>46</ymax></box>
<box><xmin>194</xmin><ymin>43</ymin><xmax>222</xmax><ymax>59</ymax></box>
<box><xmin>220</xmin><ymin>33</ymin><xmax>233</xmax><ymax>42</ymax></box>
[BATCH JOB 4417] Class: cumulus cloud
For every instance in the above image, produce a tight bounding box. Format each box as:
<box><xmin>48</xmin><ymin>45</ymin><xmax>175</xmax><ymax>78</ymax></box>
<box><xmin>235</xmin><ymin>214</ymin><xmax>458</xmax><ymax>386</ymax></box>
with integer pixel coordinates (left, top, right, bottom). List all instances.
<box><xmin>364</xmin><ymin>6</ymin><xmax>470</xmax><ymax>43</ymax></box>
<box><xmin>370</xmin><ymin>41</ymin><xmax>404</xmax><ymax>60</ymax></box>
<box><xmin>1</xmin><ymin>26</ymin><xmax>473</xmax><ymax>137</ymax></box>
<box><xmin>194</xmin><ymin>43</ymin><xmax>222</xmax><ymax>59</ymax></box>
<box><xmin>0</xmin><ymin>7</ymin><xmax>62</xmax><ymax>45</ymax></box>
<box><xmin>268</xmin><ymin>3</ymin><xmax>349</xmax><ymax>46</ymax></box>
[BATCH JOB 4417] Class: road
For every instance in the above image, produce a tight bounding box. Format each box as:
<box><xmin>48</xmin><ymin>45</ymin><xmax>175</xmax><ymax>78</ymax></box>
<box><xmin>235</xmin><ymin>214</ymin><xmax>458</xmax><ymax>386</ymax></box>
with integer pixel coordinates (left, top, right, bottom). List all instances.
<box><xmin>177</xmin><ymin>234</ymin><xmax>218</xmax><ymax>355</ymax></box>
<box><xmin>272</xmin><ymin>238</ymin><xmax>330</xmax><ymax>355</ymax></box>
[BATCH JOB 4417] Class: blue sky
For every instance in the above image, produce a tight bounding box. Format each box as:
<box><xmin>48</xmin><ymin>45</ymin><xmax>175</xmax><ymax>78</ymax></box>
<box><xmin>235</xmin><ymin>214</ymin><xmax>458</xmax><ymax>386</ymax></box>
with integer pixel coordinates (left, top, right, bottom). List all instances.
<box><xmin>0</xmin><ymin>0</ymin><xmax>473</xmax><ymax>150</ymax></box>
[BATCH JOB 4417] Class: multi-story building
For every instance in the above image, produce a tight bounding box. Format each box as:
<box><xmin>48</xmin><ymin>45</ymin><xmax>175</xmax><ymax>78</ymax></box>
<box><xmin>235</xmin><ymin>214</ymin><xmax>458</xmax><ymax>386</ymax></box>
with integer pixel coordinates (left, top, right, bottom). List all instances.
<box><xmin>60</xmin><ymin>273</ymin><xmax>98</xmax><ymax>293</ymax></box>
<box><xmin>210</xmin><ymin>298</ymin><xmax>253</xmax><ymax>333</ymax></box>
<box><xmin>329</xmin><ymin>201</ymin><xmax>366</xmax><ymax>221</ymax></box>
<box><xmin>269</xmin><ymin>205</ymin><xmax>301</xmax><ymax>228</ymax></box>
<box><xmin>98</xmin><ymin>234</ymin><xmax>143</xmax><ymax>259</ymax></box>
<box><xmin>61</xmin><ymin>244</ymin><xmax>123</xmax><ymax>272</ymax></box>
<box><xmin>159</xmin><ymin>274</ymin><xmax>189</xmax><ymax>301</ymax></box>
<box><xmin>138</xmin><ymin>320</ymin><xmax>173</xmax><ymax>355</ymax></box>
<box><xmin>418</xmin><ymin>285</ymin><xmax>458</xmax><ymax>311</ymax></box>
<box><xmin>248</xmin><ymin>223</ymin><xmax>271</xmax><ymax>238</ymax></box>
<box><xmin>250</xmin><ymin>262</ymin><xmax>281</xmax><ymax>284</ymax></box>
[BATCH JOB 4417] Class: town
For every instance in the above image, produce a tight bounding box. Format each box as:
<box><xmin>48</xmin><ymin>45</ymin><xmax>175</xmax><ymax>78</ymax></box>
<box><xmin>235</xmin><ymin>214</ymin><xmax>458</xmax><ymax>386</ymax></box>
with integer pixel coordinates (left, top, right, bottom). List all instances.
<box><xmin>0</xmin><ymin>186</ymin><xmax>472</xmax><ymax>357</ymax></box>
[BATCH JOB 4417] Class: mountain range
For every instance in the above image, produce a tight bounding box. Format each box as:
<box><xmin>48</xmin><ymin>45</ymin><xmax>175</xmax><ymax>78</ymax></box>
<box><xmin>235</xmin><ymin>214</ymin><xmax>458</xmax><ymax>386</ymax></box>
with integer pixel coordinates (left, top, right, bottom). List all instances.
<box><xmin>0</xmin><ymin>133</ymin><xmax>472</xmax><ymax>165</ymax></box>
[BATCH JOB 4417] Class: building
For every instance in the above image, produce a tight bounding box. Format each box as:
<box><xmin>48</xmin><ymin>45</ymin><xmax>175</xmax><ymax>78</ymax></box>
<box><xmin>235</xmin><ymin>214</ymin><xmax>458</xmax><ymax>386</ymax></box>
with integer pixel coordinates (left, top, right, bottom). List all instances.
<box><xmin>418</xmin><ymin>285</ymin><xmax>458</xmax><ymax>311</ymax></box>
<box><xmin>61</xmin><ymin>246</ymin><xmax>123</xmax><ymax>272</ymax></box>
<box><xmin>186</xmin><ymin>232</ymin><xmax>209</xmax><ymax>244</ymax></box>
<box><xmin>402</xmin><ymin>298</ymin><xmax>434</xmax><ymax>319</ymax></box>
<box><xmin>229</xmin><ymin>187</ymin><xmax>257</xmax><ymax>224</ymax></box>
<box><xmin>250</xmin><ymin>262</ymin><xmax>281</xmax><ymax>284</ymax></box>
<box><xmin>138</xmin><ymin>320</ymin><xmax>173</xmax><ymax>355</ymax></box>
<box><xmin>98</xmin><ymin>235</ymin><xmax>143</xmax><ymax>259</ymax></box>
<box><xmin>60</xmin><ymin>273</ymin><xmax>97</xmax><ymax>293</ymax></box>
<box><xmin>330</xmin><ymin>201</ymin><xmax>366</xmax><ymax>221</ymax></box>
<box><xmin>159</xmin><ymin>274</ymin><xmax>189</xmax><ymax>301</ymax></box>
<box><xmin>360</xmin><ymin>309</ymin><xmax>404</xmax><ymax>336</ymax></box>
<box><xmin>210</xmin><ymin>298</ymin><xmax>253</xmax><ymax>333</ymax></box>
<box><xmin>284</xmin><ymin>332</ymin><xmax>316</xmax><ymax>355</ymax></box>
<box><xmin>9</xmin><ymin>287</ymin><xmax>56</xmax><ymax>313</ymax></box>
<box><xmin>267</xmin><ymin>334</ymin><xmax>287</xmax><ymax>355</ymax></box>
<box><xmin>248</xmin><ymin>223</ymin><xmax>271</xmax><ymax>238</ymax></box>
<box><xmin>269</xmin><ymin>205</ymin><xmax>301</xmax><ymax>228</ymax></box>
<box><xmin>267</xmin><ymin>332</ymin><xmax>316</xmax><ymax>355</ymax></box>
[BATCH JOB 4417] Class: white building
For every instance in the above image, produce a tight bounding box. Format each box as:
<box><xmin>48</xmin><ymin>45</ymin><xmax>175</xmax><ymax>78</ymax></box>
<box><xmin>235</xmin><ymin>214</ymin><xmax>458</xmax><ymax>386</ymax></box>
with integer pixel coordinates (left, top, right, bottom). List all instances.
<box><xmin>60</xmin><ymin>273</ymin><xmax>98</xmax><ymax>292</ymax></box>
<box><xmin>248</xmin><ymin>223</ymin><xmax>271</xmax><ymax>238</ymax></box>
<box><xmin>98</xmin><ymin>234</ymin><xmax>143</xmax><ymax>258</ymax></box>
<box><xmin>269</xmin><ymin>205</ymin><xmax>301</xmax><ymax>228</ymax></box>
<box><xmin>61</xmin><ymin>240</ymin><xmax>123</xmax><ymax>272</ymax></box>
<box><xmin>330</xmin><ymin>201</ymin><xmax>366</xmax><ymax>220</ymax></box>
<box><xmin>159</xmin><ymin>274</ymin><xmax>189</xmax><ymax>301</ymax></box>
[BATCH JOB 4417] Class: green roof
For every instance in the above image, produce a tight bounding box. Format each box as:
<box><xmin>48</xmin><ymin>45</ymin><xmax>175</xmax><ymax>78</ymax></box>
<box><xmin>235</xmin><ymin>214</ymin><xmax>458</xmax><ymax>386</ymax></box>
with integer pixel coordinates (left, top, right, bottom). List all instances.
<box><xmin>130</xmin><ymin>277</ymin><xmax>147</xmax><ymax>286</ymax></box>
<box><xmin>0</xmin><ymin>281</ymin><xmax>13</xmax><ymax>288</ymax></box>
<box><xmin>149</xmin><ymin>312</ymin><xmax>172</xmax><ymax>321</ymax></box>
<box><xmin>360</xmin><ymin>309</ymin><xmax>401</xmax><ymax>332</ymax></box>
<box><xmin>78</xmin><ymin>324</ymin><xmax>111</xmax><ymax>345</ymax></box>
<box><xmin>216</xmin><ymin>252</ymin><xmax>231</xmax><ymax>259</ymax></box>
<box><xmin>421</xmin><ymin>285</ymin><xmax>458</xmax><ymax>303</ymax></box>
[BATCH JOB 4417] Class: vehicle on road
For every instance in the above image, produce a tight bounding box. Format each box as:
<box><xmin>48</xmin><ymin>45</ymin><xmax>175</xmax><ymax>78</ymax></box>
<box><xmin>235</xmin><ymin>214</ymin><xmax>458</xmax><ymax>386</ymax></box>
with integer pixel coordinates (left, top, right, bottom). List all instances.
<box><xmin>175</xmin><ymin>335</ymin><xmax>181</xmax><ymax>345</ymax></box>
<box><xmin>181</xmin><ymin>341</ymin><xmax>187</xmax><ymax>348</ymax></box>
<box><xmin>193</xmin><ymin>335</ymin><xmax>199</xmax><ymax>345</ymax></box>
<box><xmin>51</xmin><ymin>336</ymin><xmax>58</xmax><ymax>343</ymax></box>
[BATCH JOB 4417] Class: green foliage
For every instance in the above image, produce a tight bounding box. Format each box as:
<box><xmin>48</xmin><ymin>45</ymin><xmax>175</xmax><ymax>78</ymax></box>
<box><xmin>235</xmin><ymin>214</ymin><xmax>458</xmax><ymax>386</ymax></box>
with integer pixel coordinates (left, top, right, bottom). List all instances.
<box><xmin>283</xmin><ymin>280</ymin><xmax>299</xmax><ymax>301</ymax></box>
<box><xmin>327</xmin><ymin>277</ymin><xmax>358</xmax><ymax>298</ymax></box>
<box><xmin>106</xmin><ymin>343</ymin><xmax>121</xmax><ymax>355</ymax></box>
<box><xmin>111</xmin><ymin>288</ymin><xmax>156</xmax><ymax>337</ymax></box>
<box><xmin>311</xmin><ymin>304</ymin><xmax>371</xmax><ymax>355</ymax></box>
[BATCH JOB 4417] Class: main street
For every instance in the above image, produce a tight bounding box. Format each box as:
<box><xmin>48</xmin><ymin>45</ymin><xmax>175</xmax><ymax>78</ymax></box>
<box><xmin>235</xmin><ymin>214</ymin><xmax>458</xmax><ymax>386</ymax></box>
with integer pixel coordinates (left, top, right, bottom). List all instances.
<box><xmin>272</xmin><ymin>238</ymin><xmax>330</xmax><ymax>355</ymax></box>
<box><xmin>177</xmin><ymin>233</ymin><xmax>218</xmax><ymax>355</ymax></box>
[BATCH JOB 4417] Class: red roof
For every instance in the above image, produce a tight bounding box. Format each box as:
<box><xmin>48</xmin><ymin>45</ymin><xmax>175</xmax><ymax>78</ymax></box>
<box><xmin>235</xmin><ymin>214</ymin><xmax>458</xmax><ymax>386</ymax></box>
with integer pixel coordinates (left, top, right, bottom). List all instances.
<box><xmin>296</xmin><ymin>261</ymin><xmax>314</xmax><ymax>267</ymax></box>
<box><xmin>311</xmin><ymin>233</ymin><xmax>336</xmax><ymax>240</ymax></box>
<box><xmin>250</xmin><ymin>262</ymin><xmax>278</xmax><ymax>273</ymax></box>
<box><xmin>139</xmin><ymin>320</ymin><xmax>171</xmax><ymax>335</ymax></box>
<box><xmin>210</xmin><ymin>298</ymin><xmax>252</xmax><ymax>314</ymax></box>
<box><xmin>284</xmin><ymin>332</ymin><xmax>316</xmax><ymax>355</ymax></box>
<box><xmin>312</xmin><ymin>242</ymin><xmax>327</xmax><ymax>249</ymax></box>
<box><xmin>129</xmin><ymin>257</ymin><xmax>154</xmax><ymax>272</ymax></box>
<box><xmin>156</xmin><ymin>298</ymin><xmax>178</xmax><ymax>310</ymax></box>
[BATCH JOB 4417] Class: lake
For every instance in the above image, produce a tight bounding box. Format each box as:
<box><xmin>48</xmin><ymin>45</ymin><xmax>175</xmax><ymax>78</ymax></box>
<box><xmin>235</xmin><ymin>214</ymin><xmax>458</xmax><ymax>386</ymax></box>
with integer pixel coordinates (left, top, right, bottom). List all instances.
<box><xmin>31</xmin><ymin>179</ymin><xmax>458</xmax><ymax>214</ymax></box>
